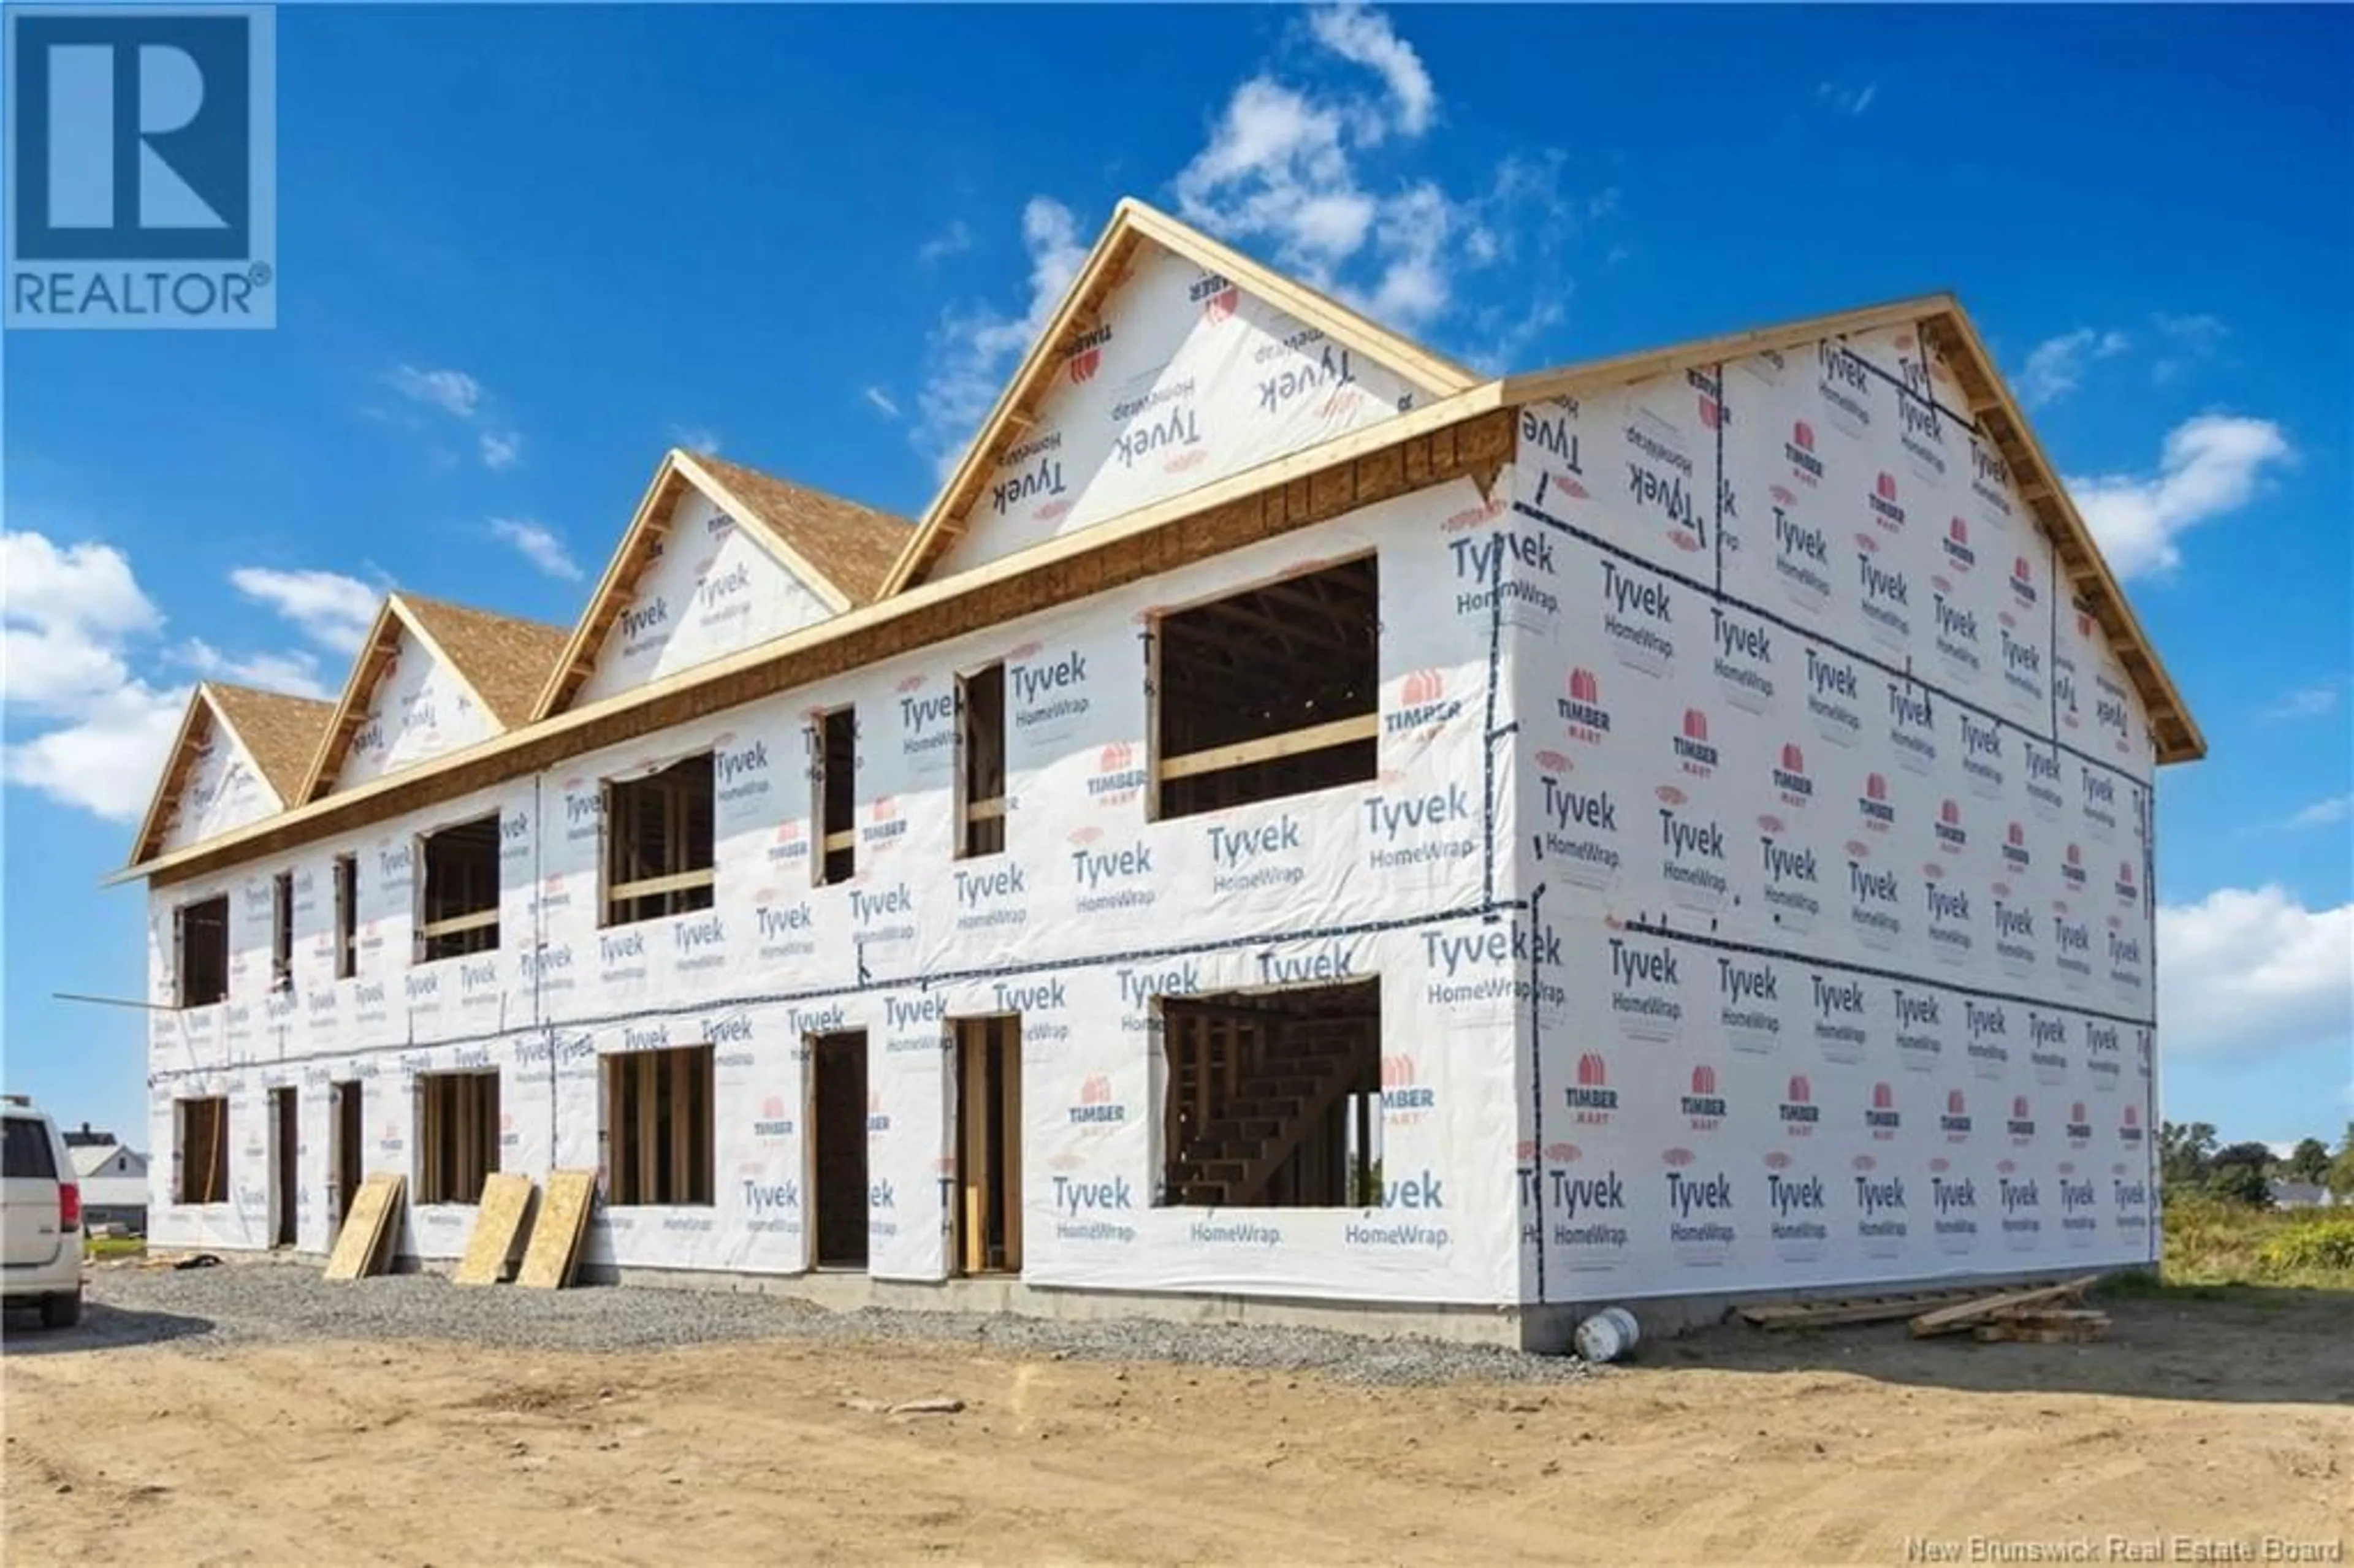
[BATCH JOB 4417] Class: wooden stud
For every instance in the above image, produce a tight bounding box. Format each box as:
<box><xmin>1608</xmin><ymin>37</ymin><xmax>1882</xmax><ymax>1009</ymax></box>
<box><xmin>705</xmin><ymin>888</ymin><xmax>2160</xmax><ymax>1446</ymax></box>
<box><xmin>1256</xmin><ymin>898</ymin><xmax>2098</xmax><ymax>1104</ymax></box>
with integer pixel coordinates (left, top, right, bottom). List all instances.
<box><xmin>1157</xmin><ymin>713</ymin><xmax>1377</xmax><ymax>783</ymax></box>
<box><xmin>634</xmin><ymin>1054</ymin><xmax>657</xmax><ymax>1203</ymax></box>
<box><xmin>668</xmin><ymin>1049</ymin><xmax>690</xmax><ymax>1201</ymax></box>
<box><xmin>997</xmin><ymin>1018</ymin><xmax>1022</xmax><ymax>1272</ymax></box>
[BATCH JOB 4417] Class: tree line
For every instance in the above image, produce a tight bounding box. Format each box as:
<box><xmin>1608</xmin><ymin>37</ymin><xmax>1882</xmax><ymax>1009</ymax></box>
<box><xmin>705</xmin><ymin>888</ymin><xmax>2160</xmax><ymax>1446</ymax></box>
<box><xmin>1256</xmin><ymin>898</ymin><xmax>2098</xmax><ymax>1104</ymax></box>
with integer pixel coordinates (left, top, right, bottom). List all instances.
<box><xmin>2160</xmin><ymin>1121</ymin><xmax>2354</xmax><ymax>1208</ymax></box>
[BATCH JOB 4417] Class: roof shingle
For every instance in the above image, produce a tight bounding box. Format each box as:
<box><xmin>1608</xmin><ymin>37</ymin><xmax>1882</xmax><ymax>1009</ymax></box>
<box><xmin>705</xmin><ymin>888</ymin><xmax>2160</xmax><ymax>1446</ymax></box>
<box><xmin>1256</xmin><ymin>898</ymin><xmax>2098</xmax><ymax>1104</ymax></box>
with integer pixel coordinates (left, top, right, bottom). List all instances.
<box><xmin>397</xmin><ymin>594</ymin><xmax>571</xmax><ymax>728</ymax></box>
<box><xmin>203</xmin><ymin>683</ymin><xmax>337</xmax><ymax>804</ymax></box>
<box><xmin>689</xmin><ymin>452</ymin><xmax>915</xmax><ymax>606</ymax></box>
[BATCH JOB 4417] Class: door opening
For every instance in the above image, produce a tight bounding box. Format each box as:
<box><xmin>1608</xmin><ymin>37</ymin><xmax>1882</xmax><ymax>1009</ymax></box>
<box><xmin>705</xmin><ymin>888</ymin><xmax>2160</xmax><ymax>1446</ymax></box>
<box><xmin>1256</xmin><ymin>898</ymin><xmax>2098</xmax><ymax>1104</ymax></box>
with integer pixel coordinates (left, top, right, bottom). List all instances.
<box><xmin>332</xmin><ymin>1081</ymin><xmax>363</xmax><ymax>1227</ymax></box>
<box><xmin>270</xmin><ymin>1087</ymin><xmax>298</xmax><ymax>1248</ymax></box>
<box><xmin>954</xmin><ymin>1016</ymin><xmax>1023</xmax><ymax>1275</ymax></box>
<box><xmin>810</xmin><ymin>1032</ymin><xmax>869</xmax><ymax>1271</ymax></box>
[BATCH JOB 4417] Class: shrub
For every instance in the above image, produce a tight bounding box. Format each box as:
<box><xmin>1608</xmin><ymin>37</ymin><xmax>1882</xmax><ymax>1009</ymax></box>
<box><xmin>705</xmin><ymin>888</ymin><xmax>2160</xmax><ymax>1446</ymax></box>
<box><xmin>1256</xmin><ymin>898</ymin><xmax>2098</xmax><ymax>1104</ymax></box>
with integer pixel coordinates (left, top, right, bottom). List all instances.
<box><xmin>2257</xmin><ymin>1215</ymin><xmax>2354</xmax><ymax>1274</ymax></box>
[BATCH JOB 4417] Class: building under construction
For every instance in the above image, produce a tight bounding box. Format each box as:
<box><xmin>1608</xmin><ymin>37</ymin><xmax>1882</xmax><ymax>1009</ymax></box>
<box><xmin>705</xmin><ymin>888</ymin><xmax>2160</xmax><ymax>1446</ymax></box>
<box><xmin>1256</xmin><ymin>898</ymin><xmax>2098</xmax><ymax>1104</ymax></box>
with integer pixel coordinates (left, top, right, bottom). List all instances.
<box><xmin>118</xmin><ymin>199</ymin><xmax>2198</xmax><ymax>1346</ymax></box>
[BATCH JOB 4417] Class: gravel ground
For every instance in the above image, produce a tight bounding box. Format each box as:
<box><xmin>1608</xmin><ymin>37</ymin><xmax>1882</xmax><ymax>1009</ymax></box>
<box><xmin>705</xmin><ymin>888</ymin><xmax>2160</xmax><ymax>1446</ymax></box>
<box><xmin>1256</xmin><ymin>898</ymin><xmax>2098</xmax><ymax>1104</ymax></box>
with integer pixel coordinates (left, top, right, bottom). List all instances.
<box><xmin>54</xmin><ymin>1258</ymin><xmax>1596</xmax><ymax>1387</ymax></box>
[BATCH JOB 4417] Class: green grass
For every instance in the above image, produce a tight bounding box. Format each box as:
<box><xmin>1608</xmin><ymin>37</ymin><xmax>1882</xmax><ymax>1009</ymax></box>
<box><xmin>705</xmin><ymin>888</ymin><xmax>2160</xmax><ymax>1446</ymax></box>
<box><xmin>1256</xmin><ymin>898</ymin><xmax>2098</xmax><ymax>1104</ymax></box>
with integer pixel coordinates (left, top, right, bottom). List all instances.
<box><xmin>83</xmin><ymin>1235</ymin><xmax>146</xmax><ymax>1260</ymax></box>
<box><xmin>2150</xmin><ymin>1197</ymin><xmax>2354</xmax><ymax>1291</ymax></box>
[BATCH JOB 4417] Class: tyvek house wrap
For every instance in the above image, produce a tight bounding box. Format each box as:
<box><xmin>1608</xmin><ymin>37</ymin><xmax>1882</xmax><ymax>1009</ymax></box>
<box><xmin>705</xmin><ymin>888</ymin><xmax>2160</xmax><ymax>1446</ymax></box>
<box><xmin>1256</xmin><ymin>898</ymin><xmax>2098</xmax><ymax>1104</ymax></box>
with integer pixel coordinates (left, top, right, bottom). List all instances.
<box><xmin>137</xmin><ymin>304</ymin><xmax>2162</xmax><ymax>1312</ymax></box>
<box><xmin>574</xmin><ymin>490</ymin><xmax>840</xmax><ymax>706</ymax></box>
<box><xmin>159</xmin><ymin>712</ymin><xmax>278</xmax><ymax>854</ymax></box>
<box><xmin>145</xmin><ymin>463</ymin><xmax>1533</xmax><ymax>1306</ymax></box>
<box><xmin>1507</xmin><ymin>322</ymin><xmax>2157</xmax><ymax>1303</ymax></box>
<box><xmin>333</xmin><ymin>628</ymin><xmax>498</xmax><ymax>791</ymax></box>
<box><xmin>932</xmin><ymin>240</ymin><xmax>1438</xmax><ymax>579</ymax></box>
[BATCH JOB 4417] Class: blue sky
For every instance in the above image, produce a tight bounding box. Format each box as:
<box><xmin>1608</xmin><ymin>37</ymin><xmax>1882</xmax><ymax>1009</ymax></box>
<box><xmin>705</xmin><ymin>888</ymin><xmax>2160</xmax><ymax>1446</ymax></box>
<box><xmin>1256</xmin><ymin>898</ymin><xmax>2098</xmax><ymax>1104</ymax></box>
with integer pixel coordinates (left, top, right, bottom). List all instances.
<box><xmin>5</xmin><ymin>4</ymin><xmax>2348</xmax><ymax>1150</ymax></box>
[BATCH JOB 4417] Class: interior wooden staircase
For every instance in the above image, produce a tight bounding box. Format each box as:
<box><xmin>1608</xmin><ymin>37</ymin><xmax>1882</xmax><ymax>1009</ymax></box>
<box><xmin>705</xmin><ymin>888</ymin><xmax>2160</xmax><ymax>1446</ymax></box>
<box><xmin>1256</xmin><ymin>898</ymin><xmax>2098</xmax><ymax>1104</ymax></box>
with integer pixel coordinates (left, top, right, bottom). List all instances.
<box><xmin>1162</xmin><ymin>999</ymin><xmax>1379</xmax><ymax>1208</ymax></box>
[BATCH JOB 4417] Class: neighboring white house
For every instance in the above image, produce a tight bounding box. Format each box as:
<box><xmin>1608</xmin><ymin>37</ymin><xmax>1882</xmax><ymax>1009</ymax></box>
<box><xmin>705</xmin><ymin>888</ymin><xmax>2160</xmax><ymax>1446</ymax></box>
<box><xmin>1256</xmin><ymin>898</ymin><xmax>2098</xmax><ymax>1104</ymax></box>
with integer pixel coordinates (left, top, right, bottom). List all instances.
<box><xmin>70</xmin><ymin>1140</ymin><xmax>151</xmax><ymax>1234</ymax></box>
<box><xmin>111</xmin><ymin>199</ymin><xmax>2200</xmax><ymax>1349</ymax></box>
<box><xmin>2269</xmin><ymin>1180</ymin><xmax>2338</xmax><ymax>1210</ymax></box>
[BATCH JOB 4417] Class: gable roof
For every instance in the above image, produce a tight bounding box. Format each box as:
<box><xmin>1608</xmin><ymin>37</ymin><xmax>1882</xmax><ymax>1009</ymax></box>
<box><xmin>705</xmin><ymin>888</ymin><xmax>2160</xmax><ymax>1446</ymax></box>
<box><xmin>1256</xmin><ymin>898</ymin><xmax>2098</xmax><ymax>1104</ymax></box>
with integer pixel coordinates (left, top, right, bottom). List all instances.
<box><xmin>398</xmin><ymin>595</ymin><xmax>572</xmax><ymax>727</ymax></box>
<box><xmin>878</xmin><ymin>197</ymin><xmax>1483</xmax><ymax>597</ymax></box>
<box><xmin>204</xmin><ymin>683</ymin><xmax>341</xmax><ymax>801</ymax></box>
<box><xmin>126</xmin><ymin>682</ymin><xmax>335</xmax><ymax>866</ymax></box>
<box><xmin>691</xmin><ymin>452</ymin><xmax>913</xmax><ymax>606</ymax></box>
<box><xmin>530</xmin><ymin>448</ymin><xmax>913</xmax><ymax>719</ymax></box>
<box><xmin>1501</xmin><ymin>293</ymin><xmax>2204</xmax><ymax>765</ymax></box>
<box><xmin>297</xmin><ymin>592</ymin><xmax>568</xmax><ymax>802</ymax></box>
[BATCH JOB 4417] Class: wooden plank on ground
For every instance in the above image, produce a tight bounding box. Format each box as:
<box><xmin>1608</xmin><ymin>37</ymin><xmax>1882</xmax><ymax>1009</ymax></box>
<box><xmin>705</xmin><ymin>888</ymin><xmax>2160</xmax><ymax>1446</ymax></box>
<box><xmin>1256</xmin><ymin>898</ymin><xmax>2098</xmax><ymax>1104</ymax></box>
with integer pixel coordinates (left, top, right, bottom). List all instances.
<box><xmin>322</xmin><ymin>1173</ymin><xmax>404</xmax><ymax>1281</ymax></box>
<box><xmin>451</xmin><ymin>1173</ymin><xmax>536</xmax><ymax>1286</ymax></box>
<box><xmin>1909</xmin><ymin>1276</ymin><xmax>2098</xmax><ymax>1338</ymax></box>
<box><xmin>1975</xmin><ymin>1317</ymin><xmax>2109</xmax><ymax>1345</ymax></box>
<box><xmin>1739</xmin><ymin>1288</ymin><xmax>1985</xmax><ymax>1330</ymax></box>
<box><xmin>516</xmin><ymin>1168</ymin><xmax>596</xmax><ymax>1289</ymax></box>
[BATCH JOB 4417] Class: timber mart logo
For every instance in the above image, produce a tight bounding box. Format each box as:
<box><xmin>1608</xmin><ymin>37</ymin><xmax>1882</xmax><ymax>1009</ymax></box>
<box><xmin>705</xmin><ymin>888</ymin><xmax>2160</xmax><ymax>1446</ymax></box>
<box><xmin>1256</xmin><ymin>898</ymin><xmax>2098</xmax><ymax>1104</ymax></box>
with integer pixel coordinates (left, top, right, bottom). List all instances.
<box><xmin>1558</xmin><ymin>666</ymin><xmax>1611</xmax><ymax>744</ymax></box>
<box><xmin>1672</xmin><ymin>707</ymin><xmax>1718</xmax><ymax>777</ymax></box>
<box><xmin>1064</xmin><ymin>325</ymin><xmax>1110</xmax><ymax>382</ymax></box>
<box><xmin>1088</xmin><ymin>741</ymin><xmax>1147</xmax><ymax>806</ymax></box>
<box><xmin>7</xmin><ymin>6</ymin><xmax>276</xmax><ymax>327</ymax></box>
<box><xmin>1564</xmin><ymin>1052</ymin><xmax>1618</xmax><ymax>1124</ymax></box>
<box><xmin>1780</xmin><ymin>1074</ymin><xmax>1818</xmax><ymax>1137</ymax></box>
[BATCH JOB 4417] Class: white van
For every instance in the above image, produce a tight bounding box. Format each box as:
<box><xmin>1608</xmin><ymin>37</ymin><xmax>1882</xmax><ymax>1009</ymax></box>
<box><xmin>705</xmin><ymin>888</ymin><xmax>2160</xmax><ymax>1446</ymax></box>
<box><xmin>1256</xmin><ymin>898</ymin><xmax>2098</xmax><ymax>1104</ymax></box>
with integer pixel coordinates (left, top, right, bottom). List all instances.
<box><xmin>2</xmin><ymin>1097</ymin><xmax>84</xmax><ymax>1328</ymax></box>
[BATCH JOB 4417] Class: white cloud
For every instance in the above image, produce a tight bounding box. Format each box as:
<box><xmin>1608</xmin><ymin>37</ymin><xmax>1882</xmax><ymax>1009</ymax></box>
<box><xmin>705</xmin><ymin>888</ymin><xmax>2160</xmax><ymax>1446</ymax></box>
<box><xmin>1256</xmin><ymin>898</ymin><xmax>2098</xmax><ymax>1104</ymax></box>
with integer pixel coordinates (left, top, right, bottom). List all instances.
<box><xmin>229</xmin><ymin>566</ymin><xmax>380</xmax><ymax>653</ymax></box>
<box><xmin>0</xmin><ymin>532</ymin><xmax>161</xmax><ymax>712</ymax></box>
<box><xmin>670</xmin><ymin>425</ymin><xmax>722</xmax><ymax>456</ymax></box>
<box><xmin>2017</xmin><ymin>327</ymin><xmax>2130</xmax><ymax>409</ymax></box>
<box><xmin>2286</xmin><ymin>793</ymin><xmax>2353</xmax><ymax>831</ymax></box>
<box><xmin>177</xmin><ymin>640</ymin><xmax>332</xmax><ymax>700</ymax></box>
<box><xmin>479</xmin><ymin>430</ymin><xmax>522</xmax><ymax>470</ymax></box>
<box><xmin>1</xmin><ymin>531</ymin><xmax>339</xmax><ymax>823</ymax></box>
<box><xmin>2066</xmin><ymin>414</ymin><xmax>2293</xmax><ymax>579</ymax></box>
<box><xmin>915</xmin><ymin>196</ymin><xmax>1091</xmax><ymax>479</ymax></box>
<box><xmin>910</xmin><ymin>6</ymin><xmax>1592</xmax><ymax>471</ymax></box>
<box><xmin>3</xmin><ymin>679</ymin><xmax>189</xmax><ymax>822</ymax></box>
<box><xmin>386</xmin><ymin>365</ymin><xmax>483</xmax><ymax>420</ymax></box>
<box><xmin>489</xmin><ymin>518</ymin><xmax>582</xmax><ymax>582</ymax></box>
<box><xmin>863</xmin><ymin>386</ymin><xmax>902</xmax><ymax>420</ymax></box>
<box><xmin>1307</xmin><ymin>2</ymin><xmax>1436</xmax><ymax>137</ymax></box>
<box><xmin>918</xmin><ymin>219</ymin><xmax>973</xmax><ymax>265</ymax></box>
<box><xmin>1816</xmin><ymin>80</ymin><xmax>1880</xmax><ymax>116</ymax></box>
<box><xmin>2159</xmin><ymin>886</ymin><xmax>2353</xmax><ymax>1059</ymax></box>
<box><xmin>2261</xmin><ymin>680</ymin><xmax>2343</xmax><ymax>722</ymax></box>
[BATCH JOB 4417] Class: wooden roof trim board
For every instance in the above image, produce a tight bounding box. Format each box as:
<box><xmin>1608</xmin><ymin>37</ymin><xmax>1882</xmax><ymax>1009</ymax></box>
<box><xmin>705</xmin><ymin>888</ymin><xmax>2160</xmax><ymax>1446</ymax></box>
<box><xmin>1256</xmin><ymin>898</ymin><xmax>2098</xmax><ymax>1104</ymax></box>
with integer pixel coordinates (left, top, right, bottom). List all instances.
<box><xmin>113</xmin><ymin>386</ymin><xmax>1509</xmax><ymax>886</ymax></box>
<box><xmin>1927</xmin><ymin>305</ymin><xmax>2204</xmax><ymax>764</ymax></box>
<box><xmin>1501</xmin><ymin>292</ymin><xmax>2204</xmax><ymax>764</ymax></box>
<box><xmin>877</xmin><ymin>197</ymin><xmax>1484</xmax><ymax>598</ymax></box>
<box><xmin>529</xmin><ymin>450</ymin><xmax>908</xmax><ymax>722</ymax></box>
<box><xmin>295</xmin><ymin>593</ymin><xmax>509</xmax><ymax>804</ymax></box>
<box><xmin>127</xmin><ymin>687</ymin><xmax>238</xmax><ymax>867</ymax></box>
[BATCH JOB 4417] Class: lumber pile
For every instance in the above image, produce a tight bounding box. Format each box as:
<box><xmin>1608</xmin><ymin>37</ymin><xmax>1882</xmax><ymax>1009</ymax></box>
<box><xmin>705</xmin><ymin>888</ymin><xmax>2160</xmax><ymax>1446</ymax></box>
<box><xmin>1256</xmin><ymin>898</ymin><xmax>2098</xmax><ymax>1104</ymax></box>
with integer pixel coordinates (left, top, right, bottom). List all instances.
<box><xmin>1739</xmin><ymin>1285</ymin><xmax>1994</xmax><ymax>1330</ymax></box>
<box><xmin>1908</xmin><ymin>1276</ymin><xmax>2105</xmax><ymax>1342</ymax></box>
<box><xmin>1737</xmin><ymin>1275</ymin><xmax>2110</xmax><ymax>1344</ymax></box>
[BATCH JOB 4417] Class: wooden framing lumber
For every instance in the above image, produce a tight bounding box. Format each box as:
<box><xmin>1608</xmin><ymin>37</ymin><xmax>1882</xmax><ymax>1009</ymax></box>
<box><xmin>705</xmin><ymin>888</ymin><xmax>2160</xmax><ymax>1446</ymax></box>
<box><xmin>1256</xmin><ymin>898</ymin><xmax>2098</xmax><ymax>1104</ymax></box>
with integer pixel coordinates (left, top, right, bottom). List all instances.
<box><xmin>606</xmin><ymin>867</ymin><xmax>714</xmax><ymax>902</ymax></box>
<box><xmin>516</xmin><ymin>1170</ymin><xmax>597</xmax><ymax>1288</ymax></box>
<box><xmin>1739</xmin><ymin>1287</ymin><xmax>1993</xmax><ymax>1330</ymax></box>
<box><xmin>1156</xmin><ymin>713</ymin><xmax>1377</xmax><ymax>783</ymax></box>
<box><xmin>1908</xmin><ymin>1276</ymin><xmax>2098</xmax><ymax>1338</ymax></box>
<box><xmin>417</xmin><ymin>907</ymin><xmax>499</xmax><ymax>938</ymax></box>
<box><xmin>452</xmin><ymin>1173</ymin><xmax>536</xmax><ymax>1285</ymax></box>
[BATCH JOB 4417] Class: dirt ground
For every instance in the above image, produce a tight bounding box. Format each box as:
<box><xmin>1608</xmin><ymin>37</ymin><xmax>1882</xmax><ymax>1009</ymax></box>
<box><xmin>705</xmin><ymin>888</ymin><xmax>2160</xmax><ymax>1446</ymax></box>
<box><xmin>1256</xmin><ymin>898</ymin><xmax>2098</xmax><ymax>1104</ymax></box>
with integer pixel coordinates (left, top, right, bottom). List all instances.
<box><xmin>6</xmin><ymin>1287</ymin><xmax>2349</xmax><ymax>1566</ymax></box>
